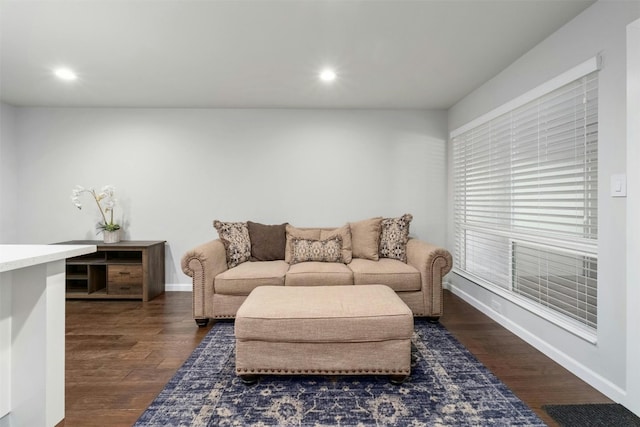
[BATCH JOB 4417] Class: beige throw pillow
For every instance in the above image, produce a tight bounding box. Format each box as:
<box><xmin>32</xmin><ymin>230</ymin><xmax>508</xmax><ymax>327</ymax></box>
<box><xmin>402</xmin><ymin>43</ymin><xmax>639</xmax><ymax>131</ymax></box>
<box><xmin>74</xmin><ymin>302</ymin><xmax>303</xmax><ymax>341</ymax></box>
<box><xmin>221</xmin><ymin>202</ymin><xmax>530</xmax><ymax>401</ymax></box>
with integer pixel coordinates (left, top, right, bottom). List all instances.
<box><xmin>285</xmin><ymin>225</ymin><xmax>322</xmax><ymax>263</ymax></box>
<box><xmin>349</xmin><ymin>217</ymin><xmax>382</xmax><ymax>260</ymax></box>
<box><xmin>320</xmin><ymin>224</ymin><xmax>352</xmax><ymax>263</ymax></box>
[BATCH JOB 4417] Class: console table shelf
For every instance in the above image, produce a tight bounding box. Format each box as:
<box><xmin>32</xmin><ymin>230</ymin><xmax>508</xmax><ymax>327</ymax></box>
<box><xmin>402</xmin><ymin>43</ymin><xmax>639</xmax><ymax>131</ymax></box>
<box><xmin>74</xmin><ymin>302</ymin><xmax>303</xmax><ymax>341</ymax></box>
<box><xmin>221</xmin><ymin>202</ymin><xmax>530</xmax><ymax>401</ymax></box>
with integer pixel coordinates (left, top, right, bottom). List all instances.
<box><xmin>58</xmin><ymin>240</ymin><xmax>165</xmax><ymax>301</ymax></box>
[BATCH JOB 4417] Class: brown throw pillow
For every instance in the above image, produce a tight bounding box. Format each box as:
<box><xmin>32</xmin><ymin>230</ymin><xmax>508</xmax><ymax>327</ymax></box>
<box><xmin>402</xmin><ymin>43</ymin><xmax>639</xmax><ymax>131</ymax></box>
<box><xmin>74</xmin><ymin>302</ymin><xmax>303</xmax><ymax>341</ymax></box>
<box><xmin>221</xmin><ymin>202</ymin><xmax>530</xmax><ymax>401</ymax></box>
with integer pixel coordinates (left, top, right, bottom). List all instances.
<box><xmin>289</xmin><ymin>236</ymin><xmax>343</xmax><ymax>264</ymax></box>
<box><xmin>379</xmin><ymin>214</ymin><xmax>413</xmax><ymax>263</ymax></box>
<box><xmin>350</xmin><ymin>217</ymin><xmax>382</xmax><ymax>260</ymax></box>
<box><xmin>320</xmin><ymin>224</ymin><xmax>352</xmax><ymax>263</ymax></box>
<box><xmin>213</xmin><ymin>220</ymin><xmax>251</xmax><ymax>268</ymax></box>
<box><xmin>284</xmin><ymin>225</ymin><xmax>322</xmax><ymax>263</ymax></box>
<box><xmin>247</xmin><ymin>222</ymin><xmax>288</xmax><ymax>261</ymax></box>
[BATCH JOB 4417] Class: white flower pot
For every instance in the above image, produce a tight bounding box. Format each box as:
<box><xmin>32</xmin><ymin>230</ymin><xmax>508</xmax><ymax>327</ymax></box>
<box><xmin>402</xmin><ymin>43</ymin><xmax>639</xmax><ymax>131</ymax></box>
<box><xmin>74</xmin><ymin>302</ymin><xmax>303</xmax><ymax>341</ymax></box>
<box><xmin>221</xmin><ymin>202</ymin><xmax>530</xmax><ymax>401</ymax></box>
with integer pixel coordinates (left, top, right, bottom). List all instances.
<box><xmin>103</xmin><ymin>230</ymin><xmax>121</xmax><ymax>243</ymax></box>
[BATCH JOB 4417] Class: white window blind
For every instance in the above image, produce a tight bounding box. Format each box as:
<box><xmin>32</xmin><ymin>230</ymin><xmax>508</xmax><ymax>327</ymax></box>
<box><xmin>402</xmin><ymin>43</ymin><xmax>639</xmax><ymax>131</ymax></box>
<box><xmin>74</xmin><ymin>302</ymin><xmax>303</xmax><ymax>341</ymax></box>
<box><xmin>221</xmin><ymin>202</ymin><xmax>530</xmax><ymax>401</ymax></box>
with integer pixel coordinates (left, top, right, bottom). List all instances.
<box><xmin>452</xmin><ymin>62</ymin><xmax>598</xmax><ymax>338</ymax></box>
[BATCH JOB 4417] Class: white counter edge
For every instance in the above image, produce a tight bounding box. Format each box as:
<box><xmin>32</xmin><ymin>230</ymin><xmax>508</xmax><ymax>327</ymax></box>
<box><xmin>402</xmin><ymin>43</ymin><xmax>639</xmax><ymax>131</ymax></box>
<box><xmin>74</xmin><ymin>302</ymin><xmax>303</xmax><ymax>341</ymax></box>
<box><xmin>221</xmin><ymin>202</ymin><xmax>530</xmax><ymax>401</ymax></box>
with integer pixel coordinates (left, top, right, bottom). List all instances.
<box><xmin>0</xmin><ymin>245</ymin><xmax>97</xmax><ymax>273</ymax></box>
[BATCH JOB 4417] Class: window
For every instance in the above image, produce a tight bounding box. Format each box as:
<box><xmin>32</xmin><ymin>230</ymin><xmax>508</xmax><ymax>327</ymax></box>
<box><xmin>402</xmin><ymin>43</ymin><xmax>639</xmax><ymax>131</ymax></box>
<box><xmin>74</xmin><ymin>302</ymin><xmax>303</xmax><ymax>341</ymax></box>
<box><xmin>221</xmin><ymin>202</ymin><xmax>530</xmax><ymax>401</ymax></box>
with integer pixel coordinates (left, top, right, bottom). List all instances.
<box><xmin>452</xmin><ymin>58</ymin><xmax>599</xmax><ymax>341</ymax></box>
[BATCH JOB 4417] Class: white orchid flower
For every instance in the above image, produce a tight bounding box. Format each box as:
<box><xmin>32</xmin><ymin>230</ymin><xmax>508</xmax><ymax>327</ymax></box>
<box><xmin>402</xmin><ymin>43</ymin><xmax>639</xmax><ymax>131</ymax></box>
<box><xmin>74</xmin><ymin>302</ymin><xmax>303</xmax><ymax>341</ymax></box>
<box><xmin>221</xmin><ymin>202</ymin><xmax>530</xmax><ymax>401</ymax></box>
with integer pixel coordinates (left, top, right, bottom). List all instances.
<box><xmin>70</xmin><ymin>185</ymin><xmax>121</xmax><ymax>233</ymax></box>
<box><xmin>71</xmin><ymin>196</ymin><xmax>82</xmax><ymax>209</ymax></box>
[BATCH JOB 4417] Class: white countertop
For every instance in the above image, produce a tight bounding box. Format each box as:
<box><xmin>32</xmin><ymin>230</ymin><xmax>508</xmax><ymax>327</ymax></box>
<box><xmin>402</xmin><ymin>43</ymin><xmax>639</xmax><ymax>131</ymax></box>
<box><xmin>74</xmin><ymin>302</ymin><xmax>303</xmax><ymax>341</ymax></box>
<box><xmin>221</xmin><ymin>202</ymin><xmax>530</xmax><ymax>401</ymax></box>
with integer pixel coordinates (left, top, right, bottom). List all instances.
<box><xmin>0</xmin><ymin>244</ymin><xmax>97</xmax><ymax>273</ymax></box>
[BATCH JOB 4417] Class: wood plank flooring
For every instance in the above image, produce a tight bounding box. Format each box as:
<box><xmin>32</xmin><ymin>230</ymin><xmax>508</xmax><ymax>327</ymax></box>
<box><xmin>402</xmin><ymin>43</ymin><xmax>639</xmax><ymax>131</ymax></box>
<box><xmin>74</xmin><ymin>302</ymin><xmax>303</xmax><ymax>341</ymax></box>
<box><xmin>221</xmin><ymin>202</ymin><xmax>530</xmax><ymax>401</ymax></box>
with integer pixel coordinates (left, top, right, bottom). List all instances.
<box><xmin>65</xmin><ymin>292</ymin><xmax>210</xmax><ymax>426</ymax></box>
<box><xmin>64</xmin><ymin>290</ymin><xmax>611</xmax><ymax>426</ymax></box>
<box><xmin>439</xmin><ymin>291</ymin><xmax>612</xmax><ymax>426</ymax></box>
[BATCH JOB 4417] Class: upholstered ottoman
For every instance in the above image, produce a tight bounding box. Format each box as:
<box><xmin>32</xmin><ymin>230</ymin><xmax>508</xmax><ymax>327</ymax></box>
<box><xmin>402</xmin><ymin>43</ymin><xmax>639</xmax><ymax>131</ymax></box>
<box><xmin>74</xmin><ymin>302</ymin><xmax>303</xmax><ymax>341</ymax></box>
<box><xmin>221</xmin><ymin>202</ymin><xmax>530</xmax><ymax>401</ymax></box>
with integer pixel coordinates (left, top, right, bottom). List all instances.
<box><xmin>234</xmin><ymin>285</ymin><xmax>414</xmax><ymax>384</ymax></box>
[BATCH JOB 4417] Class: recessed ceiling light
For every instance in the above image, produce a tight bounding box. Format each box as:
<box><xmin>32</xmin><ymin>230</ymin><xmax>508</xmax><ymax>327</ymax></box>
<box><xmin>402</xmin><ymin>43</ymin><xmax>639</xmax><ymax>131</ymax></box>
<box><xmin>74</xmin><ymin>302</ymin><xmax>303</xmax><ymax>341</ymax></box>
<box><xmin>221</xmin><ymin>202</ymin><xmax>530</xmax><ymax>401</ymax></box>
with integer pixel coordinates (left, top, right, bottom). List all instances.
<box><xmin>53</xmin><ymin>67</ymin><xmax>78</xmax><ymax>81</ymax></box>
<box><xmin>319</xmin><ymin>68</ymin><xmax>337</xmax><ymax>83</ymax></box>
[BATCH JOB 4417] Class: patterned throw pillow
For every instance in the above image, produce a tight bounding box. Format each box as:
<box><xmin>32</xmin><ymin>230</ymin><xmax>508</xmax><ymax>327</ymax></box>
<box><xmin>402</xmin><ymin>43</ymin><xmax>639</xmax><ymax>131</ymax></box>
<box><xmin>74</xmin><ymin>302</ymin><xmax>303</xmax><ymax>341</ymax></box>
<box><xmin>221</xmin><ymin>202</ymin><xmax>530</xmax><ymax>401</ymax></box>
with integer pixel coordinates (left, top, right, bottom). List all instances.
<box><xmin>284</xmin><ymin>225</ymin><xmax>322</xmax><ymax>264</ymax></box>
<box><xmin>320</xmin><ymin>224</ymin><xmax>353</xmax><ymax>264</ymax></box>
<box><xmin>379</xmin><ymin>214</ymin><xmax>413</xmax><ymax>263</ymax></box>
<box><xmin>289</xmin><ymin>236</ymin><xmax>343</xmax><ymax>265</ymax></box>
<box><xmin>213</xmin><ymin>220</ymin><xmax>251</xmax><ymax>268</ymax></box>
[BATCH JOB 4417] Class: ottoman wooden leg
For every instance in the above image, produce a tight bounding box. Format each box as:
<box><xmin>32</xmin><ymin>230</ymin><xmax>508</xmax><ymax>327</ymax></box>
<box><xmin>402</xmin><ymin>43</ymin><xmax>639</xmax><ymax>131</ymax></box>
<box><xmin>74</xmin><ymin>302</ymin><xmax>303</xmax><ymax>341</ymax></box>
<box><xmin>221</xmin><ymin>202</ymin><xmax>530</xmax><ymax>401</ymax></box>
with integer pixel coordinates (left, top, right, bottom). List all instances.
<box><xmin>239</xmin><ymin>374</ymin><xmax>259</xmax><ymax>385</ymax></box>
<box><xmin>389</xmin><ymin>375</ymin><xmax>409</xmax><ymax>385</ymax></box>
<box><xmin>195</xmin><ymin>318</ymin><xmax>209</xmax><ymax>327</ymax></box>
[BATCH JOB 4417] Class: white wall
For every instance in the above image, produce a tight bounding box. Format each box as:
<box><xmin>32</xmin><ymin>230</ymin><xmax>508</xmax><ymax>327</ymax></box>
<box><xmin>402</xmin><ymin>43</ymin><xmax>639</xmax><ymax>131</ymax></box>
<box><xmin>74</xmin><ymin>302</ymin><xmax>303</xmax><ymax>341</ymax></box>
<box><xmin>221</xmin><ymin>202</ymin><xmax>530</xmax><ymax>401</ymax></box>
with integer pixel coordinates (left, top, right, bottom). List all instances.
<box><xmin>447</xmin><ymin>0</ymin><xmax>640</xmax><ymax>404</ymax></box>
<box><xmin>13</xmin><ymin>108</ymin><xmax>448</xmax><ymax>286</ymax></box>
<box><xmin>0</xmin><ymin>103</ymin><xmax>18</xmax><ymax>243</ymax></box>
<box><xmin>626</xmin><ymin>17</ymin><xmax>640</xmax><ymax>417</ymax></box>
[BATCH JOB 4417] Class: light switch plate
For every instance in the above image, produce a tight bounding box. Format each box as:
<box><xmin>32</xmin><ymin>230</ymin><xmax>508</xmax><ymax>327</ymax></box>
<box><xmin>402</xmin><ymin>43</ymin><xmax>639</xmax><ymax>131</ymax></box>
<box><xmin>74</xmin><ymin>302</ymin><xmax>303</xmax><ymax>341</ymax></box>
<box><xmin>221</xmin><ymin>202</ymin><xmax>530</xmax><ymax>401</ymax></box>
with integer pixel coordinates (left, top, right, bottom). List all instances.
<box><xmin>611</xmin><ymin>174</ymin><xmax>627</xmax><ymax>197</ymax></box>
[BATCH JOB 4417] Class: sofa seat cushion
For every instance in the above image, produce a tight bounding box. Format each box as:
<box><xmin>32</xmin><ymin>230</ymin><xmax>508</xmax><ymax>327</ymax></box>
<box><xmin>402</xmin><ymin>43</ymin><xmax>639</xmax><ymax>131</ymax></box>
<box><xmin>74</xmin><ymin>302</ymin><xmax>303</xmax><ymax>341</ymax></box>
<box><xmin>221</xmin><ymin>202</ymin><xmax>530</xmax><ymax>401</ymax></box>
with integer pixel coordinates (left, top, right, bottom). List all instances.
<box><xmin>348</xmin><ymin>258</ymin><xmax>421</xmax><ymax>292</ymax></box>
<box><xmin>285</xmin><ymin>262</ymin><xmax>353</xmax><ymax>286</ymax></box>
<box><xmin>235</xmin><ymin>285</ymin><xmax>413</xmax><ymax>343</ymax></box>
<box><xmin>215</xmin><ymin>261</ymin><xmax>289</xmax><ymax>295</ymax></box>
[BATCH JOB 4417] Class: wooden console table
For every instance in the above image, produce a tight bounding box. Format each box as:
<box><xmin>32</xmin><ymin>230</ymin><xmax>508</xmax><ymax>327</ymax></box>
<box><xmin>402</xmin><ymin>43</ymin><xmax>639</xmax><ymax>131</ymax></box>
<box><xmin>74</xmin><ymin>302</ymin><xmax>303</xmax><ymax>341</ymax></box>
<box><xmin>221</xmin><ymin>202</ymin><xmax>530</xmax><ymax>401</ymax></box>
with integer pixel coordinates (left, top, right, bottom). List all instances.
<box><xmin>58</xmin><ymin>240</ymin><xmax>165</xmax><ymax>301</ymax></box>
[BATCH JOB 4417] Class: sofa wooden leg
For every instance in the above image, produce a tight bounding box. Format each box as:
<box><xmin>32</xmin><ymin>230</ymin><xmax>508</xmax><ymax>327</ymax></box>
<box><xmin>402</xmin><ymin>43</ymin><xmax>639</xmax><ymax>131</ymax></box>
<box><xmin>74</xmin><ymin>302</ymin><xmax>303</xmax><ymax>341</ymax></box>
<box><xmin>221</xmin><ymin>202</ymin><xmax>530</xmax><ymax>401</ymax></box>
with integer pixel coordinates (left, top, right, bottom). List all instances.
<box><xmin>389</xmin><ymin>375</ymin><xmax>408</xmax><ymax>385</ymax></box>
<box><xmin>426</xmin><ymin>316</ymin><xmax>440</xmax><ymax>323</ymax></box>
<box><xmin>195</xmin><ymin>318</ymin><xmax>209</xmax><ymax>327</ymax></box>
<box><xmin>239</xmin><ymin>375</ymin><xmax>259</xmax><ymax>385</ymax></box>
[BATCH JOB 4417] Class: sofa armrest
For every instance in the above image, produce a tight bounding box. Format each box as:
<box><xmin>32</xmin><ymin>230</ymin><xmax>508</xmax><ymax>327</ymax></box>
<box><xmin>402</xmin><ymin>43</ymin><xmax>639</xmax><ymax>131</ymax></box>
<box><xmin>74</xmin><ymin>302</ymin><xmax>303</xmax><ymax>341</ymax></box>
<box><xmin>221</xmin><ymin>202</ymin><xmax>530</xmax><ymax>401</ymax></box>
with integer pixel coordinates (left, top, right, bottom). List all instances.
<box><xmin>181</xmin><ymin>239</ymin><xmax>228</xmax><ymax>319</ymax></box>
<box><xmin>406</xmin><ymin>238</ymin><xmax>453</xmax><ymax>317</ymax></box>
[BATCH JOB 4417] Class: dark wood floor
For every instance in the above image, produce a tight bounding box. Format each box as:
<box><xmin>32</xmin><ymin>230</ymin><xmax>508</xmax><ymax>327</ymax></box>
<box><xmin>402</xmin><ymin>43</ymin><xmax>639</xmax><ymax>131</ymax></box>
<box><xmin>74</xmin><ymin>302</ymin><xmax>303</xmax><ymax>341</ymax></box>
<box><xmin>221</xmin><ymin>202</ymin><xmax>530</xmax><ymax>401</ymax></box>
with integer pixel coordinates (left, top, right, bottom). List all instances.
<box><xmin>439</xmin><ymin>291</ymin><xmax>612</xmax><ymax>425</ymax></box>
<box><xmin>64</xmin><ymin>290</ymin><xmax>611</xmax><ymax>426</ymax></box>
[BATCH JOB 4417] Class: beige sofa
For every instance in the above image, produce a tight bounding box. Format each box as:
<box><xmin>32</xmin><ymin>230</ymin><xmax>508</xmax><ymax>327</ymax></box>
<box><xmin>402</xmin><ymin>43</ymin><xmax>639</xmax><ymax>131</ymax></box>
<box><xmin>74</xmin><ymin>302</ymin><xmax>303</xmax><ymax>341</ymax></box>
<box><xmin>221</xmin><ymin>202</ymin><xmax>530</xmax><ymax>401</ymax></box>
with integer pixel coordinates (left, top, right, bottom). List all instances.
<box><xmin>181</xmin><ymin>218</ymin><xmax>452</xmax><ymax>326</ymax></box>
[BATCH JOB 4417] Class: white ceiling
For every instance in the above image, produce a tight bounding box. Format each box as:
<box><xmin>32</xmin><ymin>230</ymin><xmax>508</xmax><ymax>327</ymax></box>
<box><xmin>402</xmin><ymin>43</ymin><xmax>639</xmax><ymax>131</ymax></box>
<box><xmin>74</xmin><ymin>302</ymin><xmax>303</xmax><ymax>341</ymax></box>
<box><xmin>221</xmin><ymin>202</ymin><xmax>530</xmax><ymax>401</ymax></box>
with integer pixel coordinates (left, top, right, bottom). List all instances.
<box><xmin>0</xmin><ymin>0</ymin><xmax>596</xmax><ymax>109</ymax></box>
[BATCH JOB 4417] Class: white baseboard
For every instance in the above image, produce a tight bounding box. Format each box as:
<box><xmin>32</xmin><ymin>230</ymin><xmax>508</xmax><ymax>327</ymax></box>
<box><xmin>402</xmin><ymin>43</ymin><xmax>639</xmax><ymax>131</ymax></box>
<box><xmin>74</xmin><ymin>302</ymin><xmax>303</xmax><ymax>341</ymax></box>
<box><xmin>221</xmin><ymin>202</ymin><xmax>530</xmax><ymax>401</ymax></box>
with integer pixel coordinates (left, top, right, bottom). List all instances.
<box><xmin>165</xmin><ymin>283</ymin><xmax>191</xmax><ymax>292</ymax></box>
<box><xmin>447</xmin><ymin>283</ymin><xmax>627</xmax><ymax>404</ymax></box>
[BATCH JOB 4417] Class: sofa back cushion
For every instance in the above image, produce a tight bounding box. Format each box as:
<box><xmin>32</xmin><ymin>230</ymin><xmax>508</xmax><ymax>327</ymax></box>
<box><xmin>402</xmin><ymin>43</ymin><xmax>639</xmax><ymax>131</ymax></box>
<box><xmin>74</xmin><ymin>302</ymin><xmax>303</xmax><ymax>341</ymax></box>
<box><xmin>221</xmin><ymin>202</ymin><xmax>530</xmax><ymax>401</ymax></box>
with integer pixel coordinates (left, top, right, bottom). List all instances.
<box><xmin>320</xmin><ymin>224</ymin><xmax>352</xmax><ymax>263</ymax></box>
<box><xmin>284</xmin><ymin>225</ymin><xmax>322</xmax><ymax>263</ymax></box>
<box><xmin>349</xmin><ymin>217</ymin><xmax>382</xmax><ymax>261</ymax></box>
<box><xmin>285</xmin><ymin>224</ymin><xmax>353</xmax><ymax>264</ymax></box>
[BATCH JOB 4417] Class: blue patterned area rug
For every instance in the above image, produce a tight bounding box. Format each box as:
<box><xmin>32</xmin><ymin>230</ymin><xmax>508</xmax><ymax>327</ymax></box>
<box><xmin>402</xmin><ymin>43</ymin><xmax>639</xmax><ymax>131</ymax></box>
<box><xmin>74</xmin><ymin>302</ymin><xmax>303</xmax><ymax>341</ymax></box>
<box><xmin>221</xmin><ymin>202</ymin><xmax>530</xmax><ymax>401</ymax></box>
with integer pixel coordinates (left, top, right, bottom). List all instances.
<box><xmin>135</xmin><ymin>320</ymin><xmax>545</xmax><ymax>426</ymax></box>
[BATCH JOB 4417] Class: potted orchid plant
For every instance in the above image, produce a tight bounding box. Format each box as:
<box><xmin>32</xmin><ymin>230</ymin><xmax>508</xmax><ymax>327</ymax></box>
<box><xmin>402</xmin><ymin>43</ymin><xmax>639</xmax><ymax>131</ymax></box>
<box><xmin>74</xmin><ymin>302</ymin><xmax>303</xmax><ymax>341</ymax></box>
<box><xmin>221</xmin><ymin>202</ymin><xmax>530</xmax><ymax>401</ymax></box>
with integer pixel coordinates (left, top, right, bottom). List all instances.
<box><xmin>71</xmin><ymin>185</ymin><xmax>121</xmax><ymax>243</ymax></box>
